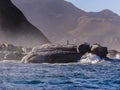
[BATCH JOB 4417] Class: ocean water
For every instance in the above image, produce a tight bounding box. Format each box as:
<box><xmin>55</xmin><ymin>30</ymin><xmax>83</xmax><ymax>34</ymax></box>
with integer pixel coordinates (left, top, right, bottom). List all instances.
<box><xmin>0</xmin><ymin>61</ymin><xmax>120</xmax><ymax>90</ymax></box>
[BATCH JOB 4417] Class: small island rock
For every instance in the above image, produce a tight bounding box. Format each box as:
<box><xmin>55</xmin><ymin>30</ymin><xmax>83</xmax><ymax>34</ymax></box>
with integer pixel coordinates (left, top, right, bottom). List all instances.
<box><xmin>21</xmin><ymin>44</ymin><xmax>82</xmax><ymax>63</ymax></box>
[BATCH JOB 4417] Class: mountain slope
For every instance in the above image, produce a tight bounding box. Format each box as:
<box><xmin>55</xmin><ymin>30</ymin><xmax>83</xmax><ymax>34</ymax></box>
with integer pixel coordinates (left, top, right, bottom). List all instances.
<box><xmin>12</xmin><ymin>0</ymin><xmax>120</xmax><ymax>50</ymax></box>
<box><xmin>0</xmin><ymin>0</ymin><xmax>50</xmax><ymax>47</ymax></box>
<box><xmin>12</xmin><ymin>0</ymin><xmax>86</xmax><ymax>41</ymax></box>
<box><xmin>68</xmin><ymin>9</ymin><xmax>120</xmax><ymax>49</ymax></box>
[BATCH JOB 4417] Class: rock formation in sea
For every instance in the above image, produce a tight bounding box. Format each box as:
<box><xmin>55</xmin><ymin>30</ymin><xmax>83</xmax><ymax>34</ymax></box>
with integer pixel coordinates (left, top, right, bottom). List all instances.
<box><xmin>0</xmin><ymin>43</ymin><xmax>32</xmax><ymax>60</ymax></box>
<box><xmin>77</xmin><ymin>43</ymin><xmax>91</xmax><ymax>55</ymax></box>
<box><xmin>21</xmin><ymin>44</ymin><xmax>82</xmax><ymax>63</ymax></box>
<box><xmin>0</xmin><ymin>0</ymin><xmax>50</xmax><ymax>47</ymax></box>
<box><xmin>90</xmin><ymin>43</ymin><xmax>108</xmax><ymax>58</ymax></box>
<box><xmin>21</xmin><ymin>43</ymin><xmax>110</xmax><ymax>64</ymax></box>
<box><xmin>107</xmin><ymin>50</ymin><xmax>120</xmax><ymax>59</ymax></box>
<box><xmin>0</xmin><ymin>42</ymin><xmax>118</xmax><ymax>63</ymax></box>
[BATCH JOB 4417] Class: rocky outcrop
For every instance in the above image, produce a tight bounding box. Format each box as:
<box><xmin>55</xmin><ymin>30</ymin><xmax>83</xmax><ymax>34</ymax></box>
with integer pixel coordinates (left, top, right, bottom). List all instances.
<box><xmin>80</xmin><ymin>53</ymin><xmax>102</xmax><ymax>64</ymax></box>
<box><xmin>0</xmin><ymin>42</ymin><xmax>119</xmax><ymax>63</ymax></box>
<box><xmin>0</xmin><ymin>0</ymin><xmax>50</xmax><ymax>47</ymax></box>
<box><xmin>107</xmin><ymin>50</ymin><xmax>120</xmax><ymax>59</ymax></box>
<box><xmin>21</xmin><ymin>44</ymin><xmax>82</xmax><ymax>63</ymax></box>
<box><xmin>0</xmin><ymin>43</ymin><xmax>31</xmax><ymax>60</ymax></box>
<box><xmin>77</xmin><ymin>43</ymin><xmax>91</xmax><ymax>55</ymax></box>
<box><xmin>91</xmin><ymin>43</ymin><xmax>108</xmax><ymax>58</ymax></box>
<box><xmin>21</xmin><ymin>43</ymin><xmax>110</xmax><ymax>64</ymax></box>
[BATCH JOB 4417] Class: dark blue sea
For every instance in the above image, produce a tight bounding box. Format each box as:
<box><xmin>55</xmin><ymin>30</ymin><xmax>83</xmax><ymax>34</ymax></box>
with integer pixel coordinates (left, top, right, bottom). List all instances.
<box><xmin>0</xmin><ymin>61</ymin><xmax>120</xmax><ymax>90</ymax></box>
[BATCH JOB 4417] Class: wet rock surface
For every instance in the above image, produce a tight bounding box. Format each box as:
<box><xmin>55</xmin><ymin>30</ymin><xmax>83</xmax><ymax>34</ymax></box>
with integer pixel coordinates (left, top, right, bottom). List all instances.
<box><xmin>0</xmin><ymin>43</ymin><xmax>119</xmax><ymax>63</ymax></box>
<box><xmin>0</xmin><ymin>43</ymin><xmax>31</xmax><ymax>60</ymax></box>
<box><xmin>91</xmin><ymin>43</ymin><xmax>108</xmax><ymax>58</ymax></box>
<box><xmin>21</xmin><ymin>43</ymin><xmax>115</xmax><ymax>64</ymax></box>
<box><xmin>21</xmin><ymin>44</ymin><xmax>81</xmax><ymax>63</ymax></box>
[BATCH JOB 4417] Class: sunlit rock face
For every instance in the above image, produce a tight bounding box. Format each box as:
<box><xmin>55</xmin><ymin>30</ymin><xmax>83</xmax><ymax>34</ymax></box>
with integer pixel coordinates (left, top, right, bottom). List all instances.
<box><xmin>90</xmin><ymin>43</ymin><xmax>108</xmax><ymax>58</ymax></box>
<box><xmin>0</xmin><ymin>0</ymin><xmax>50</xmax><ymax>47</ymax></box>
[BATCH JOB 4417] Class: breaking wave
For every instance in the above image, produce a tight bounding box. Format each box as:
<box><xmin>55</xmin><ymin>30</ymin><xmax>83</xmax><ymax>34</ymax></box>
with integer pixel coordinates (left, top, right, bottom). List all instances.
<box><xmin>79</xmin><ymin>53</ymin><xmax>105</xmax><ymax>64</ymax></box>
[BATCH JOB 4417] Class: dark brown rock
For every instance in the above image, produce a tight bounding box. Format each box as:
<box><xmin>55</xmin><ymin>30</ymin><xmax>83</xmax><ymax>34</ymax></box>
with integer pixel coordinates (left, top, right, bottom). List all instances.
<box><xmin>21</xmin><ymin>44</ymin><xmax>81</xmax><ymax>63</ymax></box>
<box><xmin>77</xmin><ymin>43</ymin><xmax>91</xmax><ymax>55</ymax></box>
<box><xmin>91</xmin><ymin>43</ymin><xmax>108</xmax><ymax>58</ymax></box>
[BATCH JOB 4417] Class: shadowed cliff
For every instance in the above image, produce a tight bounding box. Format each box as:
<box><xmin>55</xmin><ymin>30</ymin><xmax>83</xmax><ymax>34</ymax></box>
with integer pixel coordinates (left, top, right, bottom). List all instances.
<box><xmin>0</xmin><ymin>0</ymin><xmax>50</xmax><ymax>47</ymax></box>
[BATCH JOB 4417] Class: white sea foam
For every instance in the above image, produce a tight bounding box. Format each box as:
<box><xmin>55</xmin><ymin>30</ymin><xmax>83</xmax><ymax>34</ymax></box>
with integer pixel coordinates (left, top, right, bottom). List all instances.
<box><xmin>79</xmin><ymin>53</ymin><xmax>103</xmax><ymax>64</ymax></box>
<box><xmin>2</xmin><ymin>60</ymin><xmax>20</xmax><ymax>63</ymax></box>
<box><xmin>115</xmin><ymin>54</ymin><xmax>120</xmax><ymax>59</ymax></box>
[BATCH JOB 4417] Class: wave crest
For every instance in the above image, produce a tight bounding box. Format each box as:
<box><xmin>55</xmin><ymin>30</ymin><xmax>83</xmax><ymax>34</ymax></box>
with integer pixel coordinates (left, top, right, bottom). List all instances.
<box><xmin>79</xmin><ymin>53</ymin><xmax>104</xmax><ymax>64</ymax></box>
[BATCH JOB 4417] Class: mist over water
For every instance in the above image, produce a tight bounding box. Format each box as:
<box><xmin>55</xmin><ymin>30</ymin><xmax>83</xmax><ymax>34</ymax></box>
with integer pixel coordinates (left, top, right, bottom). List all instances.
<box><xmin>0</xmin><ymin>31</ymin><xmax>44</xmax><ymax>47</ymax></box>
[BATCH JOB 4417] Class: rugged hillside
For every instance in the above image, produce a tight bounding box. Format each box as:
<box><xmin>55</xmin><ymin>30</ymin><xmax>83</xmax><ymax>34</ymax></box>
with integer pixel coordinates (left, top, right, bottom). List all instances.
<box><xmin>0</xmin><ymin>0</ymin><xmax>50</xmax><ymax>47</ymax></box>
<box><xmin>12</xmin><ymin>0</ymin><xmax>120</xmax><ymax>50</ymax></box>
<box><xmin>68</xmin><ymin>9</ymin><xmax>120</xmax><ymax>49</ymax></box>
<box><xmin>12</xmin><ymin>0</ymin><xmax>86</xmax><ymax>41</ymax></box>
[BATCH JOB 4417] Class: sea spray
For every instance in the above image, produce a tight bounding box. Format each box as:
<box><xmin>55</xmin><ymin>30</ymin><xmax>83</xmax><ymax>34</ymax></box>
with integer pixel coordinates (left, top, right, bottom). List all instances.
<box><xmin>79</xmin><ymin>53</ymin><xmax>104</xmax><ymax>64</ymax></box>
